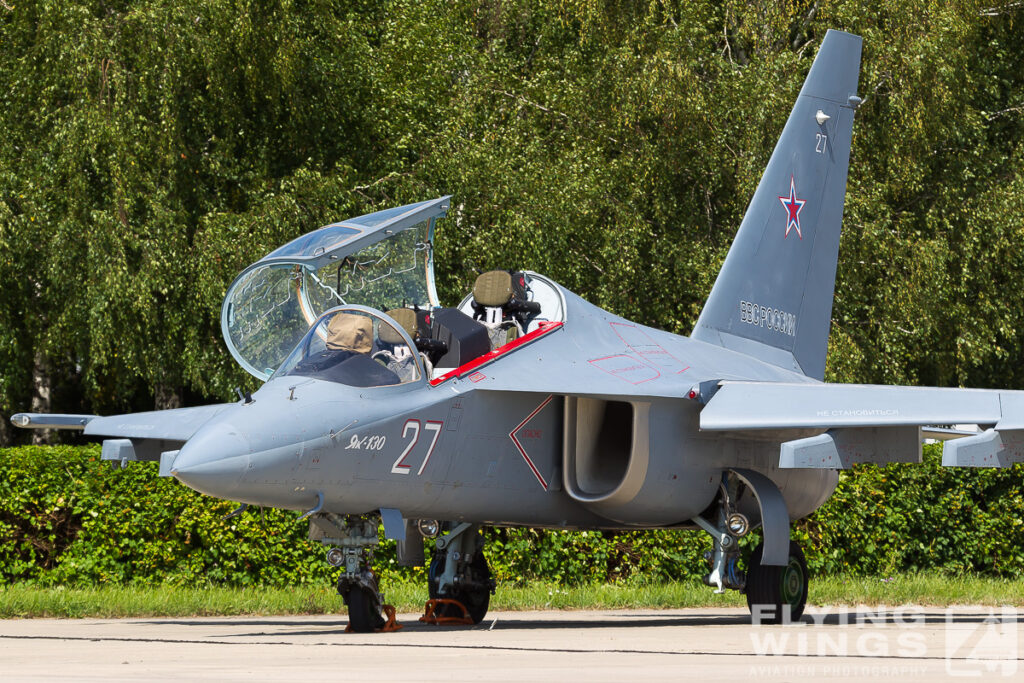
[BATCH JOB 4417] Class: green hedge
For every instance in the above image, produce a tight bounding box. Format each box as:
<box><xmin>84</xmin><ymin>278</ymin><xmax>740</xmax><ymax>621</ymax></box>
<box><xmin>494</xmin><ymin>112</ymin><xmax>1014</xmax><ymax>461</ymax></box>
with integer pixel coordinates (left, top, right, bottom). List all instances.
<box><xmin>2</xmin><ymin>444</ymin><xmax>1022</xmax><ymax>588</ymax></box>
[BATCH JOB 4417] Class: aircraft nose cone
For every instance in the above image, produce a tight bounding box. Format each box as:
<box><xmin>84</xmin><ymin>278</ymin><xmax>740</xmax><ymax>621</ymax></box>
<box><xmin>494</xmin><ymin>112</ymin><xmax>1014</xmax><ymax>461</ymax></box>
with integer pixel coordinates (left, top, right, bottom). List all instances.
<box><xmin>172</xmin><ymin>427</ymin><xmax>249</xmax><ymax>499</ymax></box>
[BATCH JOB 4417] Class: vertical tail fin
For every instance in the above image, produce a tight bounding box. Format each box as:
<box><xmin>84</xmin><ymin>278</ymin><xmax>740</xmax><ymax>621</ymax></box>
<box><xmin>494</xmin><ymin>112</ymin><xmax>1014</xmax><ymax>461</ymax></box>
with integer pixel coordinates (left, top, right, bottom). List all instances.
<box><xmin>692</xmin><ymin>30</ymin><xmax>862</xmax><ymax>380</ymax></box>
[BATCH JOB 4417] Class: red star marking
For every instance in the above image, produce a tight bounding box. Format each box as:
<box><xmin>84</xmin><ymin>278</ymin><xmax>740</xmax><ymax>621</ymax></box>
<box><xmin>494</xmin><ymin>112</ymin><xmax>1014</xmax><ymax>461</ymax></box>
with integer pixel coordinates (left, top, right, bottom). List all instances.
<box><xmin>778</xmin><ymin>175</ymin><xmax>807</xmax><ymax>239</ymax></box>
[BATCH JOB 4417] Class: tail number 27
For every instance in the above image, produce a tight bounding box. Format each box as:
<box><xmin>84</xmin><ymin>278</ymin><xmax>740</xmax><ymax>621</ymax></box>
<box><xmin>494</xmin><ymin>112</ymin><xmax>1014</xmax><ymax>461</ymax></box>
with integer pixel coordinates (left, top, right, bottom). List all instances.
<box><xmin>391</xmin><ymin>419</ymin><xmax>444</xmax><ymax>475</ymax></box>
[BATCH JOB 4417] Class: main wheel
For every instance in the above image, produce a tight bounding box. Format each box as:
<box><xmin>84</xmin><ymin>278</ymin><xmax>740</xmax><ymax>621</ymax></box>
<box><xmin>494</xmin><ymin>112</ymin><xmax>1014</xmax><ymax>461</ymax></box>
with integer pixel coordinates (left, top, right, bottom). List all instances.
<box><xmin>343</xmin><ymin>584</ymin><xmax>385</xmax><ymax>633</ymax></box>
<box><xmin>745</xmin><ymin>540</ymin><xmax>808</xmax><ymax>624</ymax></box>
<box><xmin>428</xmin><ymin>551</ymin><xmax>492</xmax><ymax>624</ymax></box>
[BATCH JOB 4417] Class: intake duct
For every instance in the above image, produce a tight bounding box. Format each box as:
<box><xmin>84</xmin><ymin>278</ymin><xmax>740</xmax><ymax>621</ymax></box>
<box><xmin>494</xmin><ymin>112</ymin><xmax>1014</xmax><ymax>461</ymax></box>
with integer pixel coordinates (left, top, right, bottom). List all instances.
<box><xmin>562</xmin><ymin>397</ymin><xmax>717</xmax><ymax>525</ymax></box>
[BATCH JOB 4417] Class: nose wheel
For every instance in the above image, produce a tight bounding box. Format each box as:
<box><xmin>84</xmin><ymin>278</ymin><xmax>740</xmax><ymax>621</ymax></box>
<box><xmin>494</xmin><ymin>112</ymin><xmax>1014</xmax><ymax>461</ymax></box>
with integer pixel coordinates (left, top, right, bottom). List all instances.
<box><xmin>341</xmin><ymin>578</ymin><xmax>386</xmax><ymax>632</ymax></box>
<box><xmin>310</xmin><ymin>512</ymin><xmax>398</xmax><ymax>633</ymax></box>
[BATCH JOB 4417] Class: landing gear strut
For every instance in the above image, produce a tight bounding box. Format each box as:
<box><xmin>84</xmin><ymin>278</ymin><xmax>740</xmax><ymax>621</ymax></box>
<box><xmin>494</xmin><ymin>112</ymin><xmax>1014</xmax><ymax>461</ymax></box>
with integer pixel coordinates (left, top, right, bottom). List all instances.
<box><xmin>426</xmin><ymin>523</ymin><xmax>494</xmax><ymax>624</ymax></box>
<box><xmin>312</xmin><ymin>513</ymin><xmax>387</xmax><ymax>632</ymax></box>
<box><xmin>692</xmin><ymin>475</ymin><xmax>747</xmax><ymax>594</ymax></box>
<box><xmin>693</xmin><ymin>471</ymin><xmax>808</xmax><ymax>624</ymax></box>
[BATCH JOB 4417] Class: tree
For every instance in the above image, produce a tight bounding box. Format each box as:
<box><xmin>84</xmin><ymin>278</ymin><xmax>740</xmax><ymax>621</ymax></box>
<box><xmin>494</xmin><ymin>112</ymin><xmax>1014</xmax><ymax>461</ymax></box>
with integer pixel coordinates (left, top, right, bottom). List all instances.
<box><xmin>1</xmin><ymin>0</ymin><xmax>1023</xmax><ymax>446</ymax></box>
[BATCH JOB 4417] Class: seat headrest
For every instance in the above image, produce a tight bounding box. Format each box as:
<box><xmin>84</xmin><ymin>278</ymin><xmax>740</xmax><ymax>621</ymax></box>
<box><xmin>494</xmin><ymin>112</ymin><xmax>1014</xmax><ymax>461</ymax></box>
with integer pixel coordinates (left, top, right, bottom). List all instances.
<box><xmin>474</xmin><ymin>270</ymin><xmax>513</xmax><ymax>307</ymax></box>
<box><xmin>326</xmin><ymin>313</ymin><xmax>372</xmax><ymax>353</ymax></box>
<box><xmin>381</xmin><ymin>308</ymin><xmax>418</xmax><ymax>344</ymax></box>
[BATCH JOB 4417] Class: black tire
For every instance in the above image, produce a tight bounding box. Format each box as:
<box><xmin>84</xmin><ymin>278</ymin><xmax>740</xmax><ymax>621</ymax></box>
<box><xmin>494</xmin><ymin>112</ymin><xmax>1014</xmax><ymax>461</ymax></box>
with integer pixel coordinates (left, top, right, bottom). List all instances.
<box><xmin>428</xmin><ymin>551</ymin><xmax>491</xmax><ymax>624</ymax></box>
<box><xmin>745</xmin><ymin>540</ymin><xmax>808</xmax><ymax>624</ymax></box>
<box><xmin>344</xmin><ymin>584</ymin><xmax>385</xmax><ymax>633</ymax></box>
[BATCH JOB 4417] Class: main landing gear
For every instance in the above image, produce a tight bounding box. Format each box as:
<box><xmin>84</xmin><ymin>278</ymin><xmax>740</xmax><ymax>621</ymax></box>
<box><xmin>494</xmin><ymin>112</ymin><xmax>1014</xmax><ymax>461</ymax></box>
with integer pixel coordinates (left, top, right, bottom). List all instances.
<box><xmin>424</xmin><ymin>522</ymin><xmax>495</xmax><ymax>624</ymax></box>
<box><xmin>745</xmin><ymin>540</ymin><xmax>808</xmax><ymax>625</ymax></box>
<box><xmin>693</xmin><ymin>471</ymin><xmax>808</xmax><ymax>624</ymax></box>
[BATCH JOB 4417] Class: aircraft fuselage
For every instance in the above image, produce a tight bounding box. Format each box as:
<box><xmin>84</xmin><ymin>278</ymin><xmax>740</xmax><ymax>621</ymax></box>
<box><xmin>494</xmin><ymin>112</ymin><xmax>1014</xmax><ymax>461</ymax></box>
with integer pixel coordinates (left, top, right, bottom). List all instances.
<box><xmin>172</xmin><ymin>281</ymin><xmax>837</xmax><ymax>532</ymax></box>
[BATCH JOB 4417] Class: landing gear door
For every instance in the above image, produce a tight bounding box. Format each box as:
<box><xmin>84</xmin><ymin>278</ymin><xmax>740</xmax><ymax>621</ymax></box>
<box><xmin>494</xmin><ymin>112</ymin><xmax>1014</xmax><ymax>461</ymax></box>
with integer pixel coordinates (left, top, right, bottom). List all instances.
<box><xmin>221</xmin><ymin>197</ymin><xmax>450</xmax><ymax>380</ymax></box>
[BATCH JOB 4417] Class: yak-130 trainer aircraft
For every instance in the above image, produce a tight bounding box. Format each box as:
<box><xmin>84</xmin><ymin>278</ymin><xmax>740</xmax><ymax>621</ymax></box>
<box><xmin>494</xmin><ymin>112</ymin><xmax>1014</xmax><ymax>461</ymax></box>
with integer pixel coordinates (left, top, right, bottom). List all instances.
<box><xmin>12</xmin><ymin>30</ymin><xmax>1021</xmax><ymax>630</ymax></box>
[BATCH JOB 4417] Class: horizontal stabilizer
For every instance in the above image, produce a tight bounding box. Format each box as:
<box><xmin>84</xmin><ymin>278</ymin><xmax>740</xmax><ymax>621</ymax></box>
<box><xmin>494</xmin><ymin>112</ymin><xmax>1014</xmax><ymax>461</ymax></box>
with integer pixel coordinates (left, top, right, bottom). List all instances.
<box><xmin>921</xmin><ymin>427</ymin><xmax>981</xmax><ymax>441</ymax></box>
<box><xmin>942</xmin><ymin>429</ymin><xmax>1024</xmax><ymax>468</ymax></box>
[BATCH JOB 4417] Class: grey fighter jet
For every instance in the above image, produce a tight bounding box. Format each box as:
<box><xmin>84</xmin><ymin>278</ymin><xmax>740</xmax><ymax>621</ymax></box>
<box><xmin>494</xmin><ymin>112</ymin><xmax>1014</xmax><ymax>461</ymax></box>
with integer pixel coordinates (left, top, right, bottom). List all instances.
<box><xmin>12</xmin><ymin>29</ymin><xmax>1022</xmax><ymax>630</ymax></box>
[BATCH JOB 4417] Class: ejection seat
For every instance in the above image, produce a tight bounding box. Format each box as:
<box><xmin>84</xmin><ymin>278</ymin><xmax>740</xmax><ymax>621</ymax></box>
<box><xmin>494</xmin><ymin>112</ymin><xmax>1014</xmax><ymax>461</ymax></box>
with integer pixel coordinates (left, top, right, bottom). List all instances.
<box><xmin>470</xmin><ymin>270</ymin><xmax>541</xmax><ymax>349</ymax></box>
<box><xmin>379</xmin><ymin>307</ymin><xmax>457</xmax><ymax>380</ymax></box>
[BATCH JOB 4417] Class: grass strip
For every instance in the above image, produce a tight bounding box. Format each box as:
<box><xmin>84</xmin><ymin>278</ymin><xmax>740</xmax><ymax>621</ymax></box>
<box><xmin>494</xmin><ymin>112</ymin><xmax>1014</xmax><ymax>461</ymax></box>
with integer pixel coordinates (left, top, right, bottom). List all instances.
<box><xmin>2</xmin><ymin>574</ymin><xmax>1023</xmax><ymax>619</ymax></box>
<box><xmin>809</xmin><ymin>574</ymin><xmax>1024</xmax><ymax>607</ymax></box>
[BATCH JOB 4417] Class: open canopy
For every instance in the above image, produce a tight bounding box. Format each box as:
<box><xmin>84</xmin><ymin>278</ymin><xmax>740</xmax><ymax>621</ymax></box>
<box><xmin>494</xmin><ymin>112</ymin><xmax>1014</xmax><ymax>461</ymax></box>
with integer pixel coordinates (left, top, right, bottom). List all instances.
<box><xmin>221</xmin><ymin>197</ymin><xmax>449</xmax><ymax>380</ymax></box>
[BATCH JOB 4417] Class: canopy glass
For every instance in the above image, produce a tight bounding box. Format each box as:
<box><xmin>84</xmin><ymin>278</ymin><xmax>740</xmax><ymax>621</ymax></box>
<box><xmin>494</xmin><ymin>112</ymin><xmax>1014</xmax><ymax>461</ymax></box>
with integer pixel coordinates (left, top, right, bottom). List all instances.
<box><xmin>221</xmin><ymin>197</ymin><xmax>449</xmax><ymax>380</ymax></box>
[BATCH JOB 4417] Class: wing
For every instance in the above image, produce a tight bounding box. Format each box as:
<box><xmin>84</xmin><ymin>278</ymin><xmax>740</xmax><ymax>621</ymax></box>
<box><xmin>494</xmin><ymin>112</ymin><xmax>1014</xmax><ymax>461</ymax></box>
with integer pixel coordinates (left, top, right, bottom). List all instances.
<box><xmin>83</xmin><ymin>404</ymin><xmax>234</xmax><ymax>441</ymax></box>
<box><xmin>699</xmin><ymin>381</ymin><xmax>1024</xmax><ymax>469</ymax></box>
<box><xmin>11</xmin><ymin>404</ymin><xmax>234</xmax><ymax>465</ymax></box>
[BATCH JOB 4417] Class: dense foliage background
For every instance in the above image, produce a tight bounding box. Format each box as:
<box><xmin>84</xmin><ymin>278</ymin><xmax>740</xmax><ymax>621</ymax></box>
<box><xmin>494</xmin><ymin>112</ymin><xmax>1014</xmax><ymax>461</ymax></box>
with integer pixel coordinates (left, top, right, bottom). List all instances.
<box><xmin>1</xmin><ymin>0</ymin><xmax>1022</xmax><ymax>429</ymax></box>
<box><xmin>2</xmin><ymin>1</ymin><xmax>1024</xmax><ymax>586</ymax></box>
<box><xmin>3</xmin><ymin>443</ymin><xmax>1022</xmax><ymax>587</ymax></box>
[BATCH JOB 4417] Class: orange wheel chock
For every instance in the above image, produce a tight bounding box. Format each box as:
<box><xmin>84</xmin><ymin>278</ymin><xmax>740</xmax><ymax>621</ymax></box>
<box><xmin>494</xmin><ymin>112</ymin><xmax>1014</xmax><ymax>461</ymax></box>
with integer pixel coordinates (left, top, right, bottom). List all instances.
<box><xmin>344</xmin><ymin>604</ymin><xmax>404</xmax><ymax>633</ymax></box>
<box><xmin>379</xmin><ymin>604</ymin><xmax>403</xmax><ymax>632</ymax></box>
<box><xmin>419</xmin><ymin>598</ymin><xmax>474</xmax><ymax>625</ymax></box>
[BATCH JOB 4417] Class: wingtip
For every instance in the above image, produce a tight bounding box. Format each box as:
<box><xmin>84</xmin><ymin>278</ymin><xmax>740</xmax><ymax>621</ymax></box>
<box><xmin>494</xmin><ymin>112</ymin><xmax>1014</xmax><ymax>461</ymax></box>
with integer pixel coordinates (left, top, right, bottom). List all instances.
<box><xmin>9</xmin><ymin>412</ymin><xmax>98</xmax><ymax>430</ymax></box>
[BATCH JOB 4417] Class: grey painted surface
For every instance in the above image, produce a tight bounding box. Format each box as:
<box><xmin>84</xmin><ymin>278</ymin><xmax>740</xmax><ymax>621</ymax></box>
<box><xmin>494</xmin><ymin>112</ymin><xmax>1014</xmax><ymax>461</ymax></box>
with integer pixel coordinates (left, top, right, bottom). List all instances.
<box><xmin>701</xmin><ymin>381</ymin><xmax>1014</xmax><ymax>430</ymax></box>
<box><xmin>84</xmin><ymin>403</ymin><xmax>233</xmax><ymax>441</ymax></box>
<box><xmin>9</xmin><ymin>413</ymin><xmax>96</xmax><ymax>429</ymax></box>
<box><xmin>779</xmin><ymin>427</ymin><xmax>922</xmax><ymax>469</ymax></box>
<box><xmin>732</xmin><ymin>468</ymin><xmax>791</xmax><ymax>566</ymax></box>
<box><xmin>942</xmin><ymin>429</ymin><xmax>1024</xmax><ymax>468</ymax></box>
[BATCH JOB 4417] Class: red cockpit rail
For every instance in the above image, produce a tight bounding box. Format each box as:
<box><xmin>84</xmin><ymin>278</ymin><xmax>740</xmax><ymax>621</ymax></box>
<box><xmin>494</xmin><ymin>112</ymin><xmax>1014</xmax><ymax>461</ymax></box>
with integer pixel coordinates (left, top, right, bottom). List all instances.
<box><xmin>428</xmin><ymin>321</ymin><xmax>563</xmax><ymax>387</ymax></box>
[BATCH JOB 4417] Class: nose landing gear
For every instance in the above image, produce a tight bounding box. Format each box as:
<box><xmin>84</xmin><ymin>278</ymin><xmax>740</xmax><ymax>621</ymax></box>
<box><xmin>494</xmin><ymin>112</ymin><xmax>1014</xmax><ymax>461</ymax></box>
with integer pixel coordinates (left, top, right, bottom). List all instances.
<box><xmin>342</xmin><ymin>575</ymin><xmax>386</xmax><ymax>632</ymax></box>
<box><xmin>312</xmin><ymin>513</ymin><xmax>399</xmax><ymax>633</ymax></box>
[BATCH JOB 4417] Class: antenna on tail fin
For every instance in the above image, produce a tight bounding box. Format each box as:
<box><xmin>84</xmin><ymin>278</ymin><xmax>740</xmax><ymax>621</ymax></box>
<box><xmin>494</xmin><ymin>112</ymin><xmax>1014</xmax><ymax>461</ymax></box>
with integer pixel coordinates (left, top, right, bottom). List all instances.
<box><xmin>692</xmin><ymin>30</ymin><xmax>862</xmax><ymax>381</ymax></box>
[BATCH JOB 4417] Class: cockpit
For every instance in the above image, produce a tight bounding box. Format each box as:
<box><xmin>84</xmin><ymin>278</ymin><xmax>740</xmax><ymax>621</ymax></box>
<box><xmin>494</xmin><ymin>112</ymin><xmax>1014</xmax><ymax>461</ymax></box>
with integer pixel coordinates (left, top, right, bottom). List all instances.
<box><xmin>221</xmin><ymin>197</ymin><xmax>565</xmax><ymax>387</ymax></box>
<box><xmin>273</xmin><ymin>308</ymin><xmax>421</xmax><ymax>387</ymax></box>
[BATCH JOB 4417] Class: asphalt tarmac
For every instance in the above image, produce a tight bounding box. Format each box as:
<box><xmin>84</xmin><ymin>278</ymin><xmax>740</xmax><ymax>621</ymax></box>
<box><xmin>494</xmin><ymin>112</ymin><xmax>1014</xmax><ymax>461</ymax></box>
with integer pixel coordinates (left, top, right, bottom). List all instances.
<box><xmin>1</xmin><ymin>606</ymin><xmax>1021</xmax><ymax>681</ymax></box>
